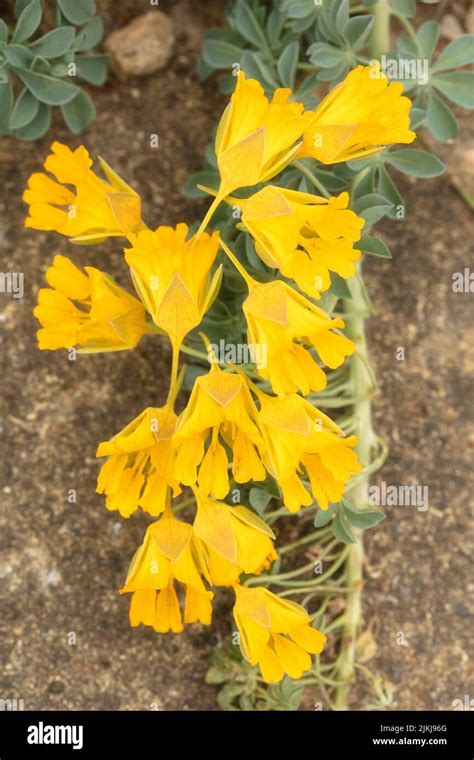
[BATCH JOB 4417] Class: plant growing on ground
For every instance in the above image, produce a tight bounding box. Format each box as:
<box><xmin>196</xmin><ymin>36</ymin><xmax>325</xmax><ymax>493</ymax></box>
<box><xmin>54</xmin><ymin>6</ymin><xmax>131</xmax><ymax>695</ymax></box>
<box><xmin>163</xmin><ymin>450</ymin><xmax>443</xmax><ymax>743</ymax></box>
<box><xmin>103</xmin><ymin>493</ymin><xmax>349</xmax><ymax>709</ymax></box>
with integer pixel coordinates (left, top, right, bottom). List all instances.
<box><xmin>0</xmin><ymin>0</ymin><xmax>107</xmax><ymax>140</ymax></box>
<box><xmin>185</xmin><ymin>0</ymin><xmax>473</xmax><ymax>709</ymax></box>
<box><xmin>23</xmin><ymin>0</ymin><xmax>472</xmax><ymax>710</ymax></box>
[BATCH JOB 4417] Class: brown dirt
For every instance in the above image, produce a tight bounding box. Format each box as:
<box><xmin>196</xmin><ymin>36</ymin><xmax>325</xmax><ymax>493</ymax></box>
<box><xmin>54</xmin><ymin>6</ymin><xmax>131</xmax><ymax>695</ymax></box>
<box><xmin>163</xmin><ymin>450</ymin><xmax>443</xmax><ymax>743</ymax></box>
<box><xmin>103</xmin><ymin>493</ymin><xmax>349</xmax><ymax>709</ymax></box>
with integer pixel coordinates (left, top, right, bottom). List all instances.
<box><xmin>0</xmin><ymin>0</ymin><xmax>472</xmax><ymax>711</ymax></box>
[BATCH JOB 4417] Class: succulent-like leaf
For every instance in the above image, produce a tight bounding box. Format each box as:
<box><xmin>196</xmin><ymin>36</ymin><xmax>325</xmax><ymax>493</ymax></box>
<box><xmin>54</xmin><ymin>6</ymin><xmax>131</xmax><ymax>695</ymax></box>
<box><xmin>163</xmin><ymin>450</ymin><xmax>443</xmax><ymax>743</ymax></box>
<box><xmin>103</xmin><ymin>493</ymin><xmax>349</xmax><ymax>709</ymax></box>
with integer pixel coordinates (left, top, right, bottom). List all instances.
<box><xmin>30</xmin><ymin>27</ymin><xmax>75</xmax><ymax>58</ymax></box>
<box><xmin>61</xmin><ymin>88</ymin><xmax>96</xmax><ymax>133</ymax></box>
<box><xmin>12</xmin><ymin>0</ymin><xmax>42</xmax><ymax>44</ymax></box>
<box><xmin>17</xmin><ymin>68</ymin><xmax>80</xmax><ymax>105</ymax></box>
<box><xmin>8</xmin><ymin>86</ymin><xmax>39</xmax><ymax>129</ymax></box>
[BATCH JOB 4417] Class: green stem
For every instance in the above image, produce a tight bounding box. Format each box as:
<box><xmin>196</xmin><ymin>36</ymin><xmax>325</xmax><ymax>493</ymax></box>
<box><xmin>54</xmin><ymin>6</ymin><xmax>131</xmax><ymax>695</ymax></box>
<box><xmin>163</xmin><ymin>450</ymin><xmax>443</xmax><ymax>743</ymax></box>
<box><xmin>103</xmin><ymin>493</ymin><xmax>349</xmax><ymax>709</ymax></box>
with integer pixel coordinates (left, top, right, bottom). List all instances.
<box><xmin>167</xmin><ymin>342</ymin><xmax>181</xmax><ymax>405</ymax></box>
<box><xmin>278</xmin><ymin>584</ymin><xmax>348</xmax><ymax>597</ymax></box>
<box><xmin>294</xmin><ymin>160</ymin><xmax>331</xmax><ymax>199</ymax></box>
<box><xmin>370</xmin><ymin>0</ymin><xmax>391</xmax><ymax>59</ymax></box>
<box><xmin>333</xmin><ymin>261</ymin><xmax>374</xmax><ymax>710</ymax></box>
<box><xmin>278</xmin><ymin>526</ymin><xmax>333</xmax><ymax>555</ymax></box>
<box><xmin>194</xmin><ymin>193</ymin><xmax>223</xmax><ymax>241</ymax></box>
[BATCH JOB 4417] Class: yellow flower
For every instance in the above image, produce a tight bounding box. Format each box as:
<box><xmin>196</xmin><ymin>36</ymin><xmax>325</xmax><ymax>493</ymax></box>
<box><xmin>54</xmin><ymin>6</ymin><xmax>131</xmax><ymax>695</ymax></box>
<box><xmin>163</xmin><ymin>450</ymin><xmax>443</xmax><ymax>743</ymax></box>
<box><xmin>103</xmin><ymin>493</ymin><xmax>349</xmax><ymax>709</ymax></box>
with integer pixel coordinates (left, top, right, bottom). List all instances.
<box><xmin>257</xmin><ymin>391</ymin><xmax>361</xmax><ymax>512</ymax></box>
<box><xmin>299</xmin><ymin>65</ymin><xmax>415</xmax><ymax>164</ymax></box>
<box><xmin>172</xmin><ymin>362</ymin><xmax>265</xmax><ymax>497</ymax></box>
<box><xmin>219</xmin><ymin>240</ymin><xmax>355</xmax><ymax>396</ymax></box>
<box><xmin>245</xmin><ymin>279</ymin><xmax>353</xmax><ymax>396</ymax></box>
<box><xmin>124</xmin><ymin>223</ymin><xmax>221</xmax><ymax>356</ymax></box>
<box><xmin>230</xmin><ymin>186</ymin><xmax>364</xmax><ymax>298</ymax></box>
<box><xmin>96</xmin><ymin>405</ymin><xmax>181</xmax><ymax>518</ymax></box>
<box><xmin>192</xmin><ymin>491</ymin><xmax>277</xmax><ymax>586</ymax></box>
<box><xmin>120</xmin><ymin>511</ymin><xmax>213</xmax><ymax>632</ymax></box>
<box><xmin>23</xmin><ymin>142</ymin><xmax>143</xmax><ymax>242</ymax></box>
<box><xmin>196</xmin><ymin>71</ymin><xmax>306</xmax><ymax>236</ymax></box>
<box><xmin>233</xmin><ymin>585</ymin><xmax>327</xmax><ymax>682</ymax></box>
<box><xmin>34</xmin><ymin>254</ymin><xmax>150</xmax><ymax>352</ymax></box>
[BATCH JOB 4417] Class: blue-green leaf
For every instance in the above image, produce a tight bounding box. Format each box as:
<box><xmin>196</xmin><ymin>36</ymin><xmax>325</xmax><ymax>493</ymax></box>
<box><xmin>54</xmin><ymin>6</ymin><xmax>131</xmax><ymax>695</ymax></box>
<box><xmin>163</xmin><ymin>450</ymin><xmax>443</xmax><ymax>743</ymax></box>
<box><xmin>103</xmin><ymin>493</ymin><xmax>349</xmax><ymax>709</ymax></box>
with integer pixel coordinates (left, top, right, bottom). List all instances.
<box><xmin>8</xmin><ymin>86</ymin><xmax>39</xmax><ymax>129</ymax></box>
<box><xmin>335</xmin><ymin>0</ymin><xmax>350</xmax><ymax>28</ymax></box>
<box><xmin>201</xmin><ymin>39</ymin><xmax>242</xmax><ymax>69</ymax></box>
<box><xmin>13</xmin><ymin>101</ymin><xmax>51</xmax><ymax>140</ymax></box>
<box><xmin>0</xmin><ymin>74</ymin><xmax>13</xmax><ymax>133</ymax></box>
<box><xmin>234</xmin><ymin>0</ymin><xmax>268</xmax><ymax>51</ymax></box>
<box><xmin>330</xmin><ymin>272</ymin><xmax>352</xmax><ymax>299</ymax></box>
<box><xmin>31</xmin><ymin>56</ymin><xmax>51</xmax><ymax>75</ymax></box>
<box><xmin>0</xmin><ymin>19</ymin><xmax>8</xmax><ymax>43</ymax></box>
<box><xmin>416</xmin><ymin>20</ymin><xmax>440</xmax><ymax>60</ymax></box>
<box><xmin>308</xmin><ymin>42</ymin><xmax>344</xmax><ymax>68</ymax></box>
<box><xmin>378</xmin><ymin>166</ymin><xmax>405</xmax><ymax>220</ymax></box>
<box><xmin>343</xmin><ymin>15</ymin><xmax>374</xmax><ymax>51</ymax></box>
<box><xmin>277</xmin><ymin>41</ymin><xmax>299</xmax><ymax>87</ymax></box>
<box><xmin>75</xmin><ymin>55</ymin><xmax>108</xmax><ymax>85</ymax></box>
<box><xmin>48</xmin><ymin>61</ymin><xmax>69</xmax><ymax>77</ymax></box>
<box><xmin>317</xmin><ymin>58</ymin><xmax>349</xmax><ymax>82</ymax></box>
<box><xmin>389</xmin><ymin>0</ymin><xmax>416</xmax><ymax>16</ymax></box>
<box><xmin>30</xmin><ymin>27</ymin><xmax>75</xmax><ymax>58</ymax></box>
<box><xmin>432</xmin><ymin>34</ymin><xmax>474</xmax><ymax>72</ymax></box>
<box><xmin>266</xmin><ymin>8</ymin><xmax>284</xmax><ymax>47</ymax></box>
<box><xmin>14</xmin><ymin>0</ymin><xmax>34</xmax><ymax>19</ymax></box>
<box><xmin>396</xmin><ymin>34</ymin><xmax>418</xmax><ymax>58</ymax></box>
<box><xmin>12</xmin><ymin>0</ymin><xmax>42</xmax><ymax>43</ymax></box>
<box><xmin>17</xmin><ymin>68</ymin><xmax>79</xmax><ymax>105</ymax></box>
<box><xmin>410</xmin><ymin>106</ymin><xmax>427</xmax><ymax>130</ymax></box>
<box><xmin>249</xmin><ymin>488</ymin><xmax>272</xmax><ymax>514</ymax></box>
<box><xmin>343</xmin><ymin>502</ymin><xmax>385</xmax><ymax>528</ymax></box>
<box><xmin>240</xmin><ymin>50</ymin><xmax>279</xmax><ymax>90</ymax></box>
<box><xmin>386</xmin><ymin>149</ymin><xmax>445</xmax><ymax>177</ymax></box>
<box><xmin>57</xmin><ymin>0</ymin><xmax>96</xmax><ymax>25</ymax></box>
<box><xmin>3</xmin><ymin>44</ymin><xmax>34</xmax><ymax>67</ymax></box>
<box><xmin>61</xmin><ymin>88</ymin><xmax>96</xmax><ymax>133</ymax></box>
<box><xmin>73</xmin><ymin>16</ymin><xmax>104</xmax><ymax>51</ymax></box>
<box><xmin>293</xmin><ymin>71</ymin><xmax>319</xmax><ymax>109</ymax></box>
<box><xmin>332</xmin><ymin>509</ymin><xmax>356</xmax><ymax>544</ymax></box>
<box><xmin>359</xmin><ymin>234</ymin><xmax>392</xmax><ymax>258</ymax></box>
<box><xmin>433</xmin><ymin>71</ymin><xmax>474</xmax><ymax>109</ymax></box>
<box><xmin>314</xmin><ymin>502</ymin><xmax>336</xmax><ymax>527</ymax></box>
<box><xmin>352</xmin><ymin>193</ymin><xmax>393</xmax><ymax>226</ymax></box>
<box><xmin>280</xmin><ymin>0</ymin><xmax>318</xmax><ymax>20</ymax></box>
<box><xmin>426</xmin><ymin>89</ymin><xmax>458</xmax><ymax>142</ymax></box>
<box><xmin>186</xmin><ymin>170</ymin><xmax>219</xmax><ymax>199</ymax></box>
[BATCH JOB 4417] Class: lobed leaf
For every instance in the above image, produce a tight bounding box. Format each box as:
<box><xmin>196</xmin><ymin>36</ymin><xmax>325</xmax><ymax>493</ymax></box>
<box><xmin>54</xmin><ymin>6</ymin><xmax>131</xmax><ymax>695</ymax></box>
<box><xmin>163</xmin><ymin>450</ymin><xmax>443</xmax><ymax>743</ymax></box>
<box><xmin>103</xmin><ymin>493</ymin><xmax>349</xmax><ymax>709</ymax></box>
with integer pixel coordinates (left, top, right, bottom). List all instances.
<box><xmin>432</xmin><ymin>71</ymin><xmax>474</xmax><ymax>109</ymax></box>
<box><xmin>426</xmin><ymin>89</ymin><xmax>458</xmax><ymax>142</ymax></box>
<box><xmin>432</xmin><ymin>34</ymin><xmax>474</xmax><ymax>72</ymax></box>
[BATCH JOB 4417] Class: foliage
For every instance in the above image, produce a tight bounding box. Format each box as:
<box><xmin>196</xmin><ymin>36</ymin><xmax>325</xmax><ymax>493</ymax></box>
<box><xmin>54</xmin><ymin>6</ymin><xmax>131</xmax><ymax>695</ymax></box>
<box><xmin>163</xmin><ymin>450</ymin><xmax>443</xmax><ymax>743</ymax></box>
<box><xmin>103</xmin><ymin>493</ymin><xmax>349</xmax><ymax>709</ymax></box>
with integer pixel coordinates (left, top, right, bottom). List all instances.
<box><xmin>189</xmin><ymin>0</ymin><xmax>472</xmax><ymax>710</ymax></box>
<box><xmin>0</xmin><ymin>0</ymin><xmax>107</xmax><ymax>140</ymax></box>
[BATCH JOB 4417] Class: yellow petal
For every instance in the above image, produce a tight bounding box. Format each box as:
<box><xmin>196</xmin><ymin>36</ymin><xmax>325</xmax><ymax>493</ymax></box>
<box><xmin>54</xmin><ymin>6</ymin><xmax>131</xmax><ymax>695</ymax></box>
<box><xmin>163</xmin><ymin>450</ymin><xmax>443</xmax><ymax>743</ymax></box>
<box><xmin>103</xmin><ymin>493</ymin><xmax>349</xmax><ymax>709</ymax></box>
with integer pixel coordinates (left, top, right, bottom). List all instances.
<box><xmin>184</xmin><ymin>587</ymin><xmax>213</xmax><ymax>625</ymax></box>
<box><xmin>198</xmin><ymin>440</ymin><xmax>230</xmax><ymax>499</ymax></box>
<box><xmin>129</xmin><ymin>589</ymin><xmax>156</xmax><ymax>627</ymax></box>
<box><xmin>259</xmin><ymin>645</ymin><xmax>284</xmax><ymax>683</ymax></box>
<box><xmin>290</xmin><ymin>624</ymin><xmax>327</xmax><ymax>654</ymax></box>
<box><xmin>273</xmin><ymin>633</ymin><xmax>312</xmax><ymax>679</ymax></box>
<box><xmin>154</xmin><ymin>583</ymin><xmax>183</xmax><ymax>633</ymax></box>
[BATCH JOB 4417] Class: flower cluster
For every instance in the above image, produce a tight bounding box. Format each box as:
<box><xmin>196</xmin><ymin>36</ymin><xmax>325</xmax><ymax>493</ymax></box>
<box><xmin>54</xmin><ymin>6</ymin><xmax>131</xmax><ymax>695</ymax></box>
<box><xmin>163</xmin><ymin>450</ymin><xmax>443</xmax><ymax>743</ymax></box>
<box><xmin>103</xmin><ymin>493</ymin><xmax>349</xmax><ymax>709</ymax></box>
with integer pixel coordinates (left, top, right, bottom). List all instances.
<box><xmin>25</xmin><ymin>66</ymin><xmax>414</xmax><ymax>683</ymax></box>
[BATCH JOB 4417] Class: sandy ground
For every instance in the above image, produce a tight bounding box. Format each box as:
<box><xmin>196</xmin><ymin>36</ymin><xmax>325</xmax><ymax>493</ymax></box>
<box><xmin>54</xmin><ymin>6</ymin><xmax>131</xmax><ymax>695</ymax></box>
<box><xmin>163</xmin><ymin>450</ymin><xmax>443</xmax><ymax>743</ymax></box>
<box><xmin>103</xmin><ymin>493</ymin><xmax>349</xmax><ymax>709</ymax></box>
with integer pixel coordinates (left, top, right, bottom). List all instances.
<box><xmin>0</xmin><ymin>0</ymin><xmax>472</xmax><ymax>710</ymax></box>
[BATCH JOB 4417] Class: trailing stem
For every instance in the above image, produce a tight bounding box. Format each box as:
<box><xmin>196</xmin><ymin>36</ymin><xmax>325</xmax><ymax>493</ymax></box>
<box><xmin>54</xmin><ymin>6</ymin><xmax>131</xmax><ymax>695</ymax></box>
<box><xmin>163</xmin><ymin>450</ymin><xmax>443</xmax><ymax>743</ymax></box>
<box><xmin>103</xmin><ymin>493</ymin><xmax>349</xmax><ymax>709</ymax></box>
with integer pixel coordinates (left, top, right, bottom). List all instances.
<box><xmin>371</xmin><ymin>0</ymin><xmax>391</xmax><ymax>60</ymax></box>
<box><xmin>334</xmin><ymin>261</ymin><xmax>377</xmax><ymax>709</ymax></box>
